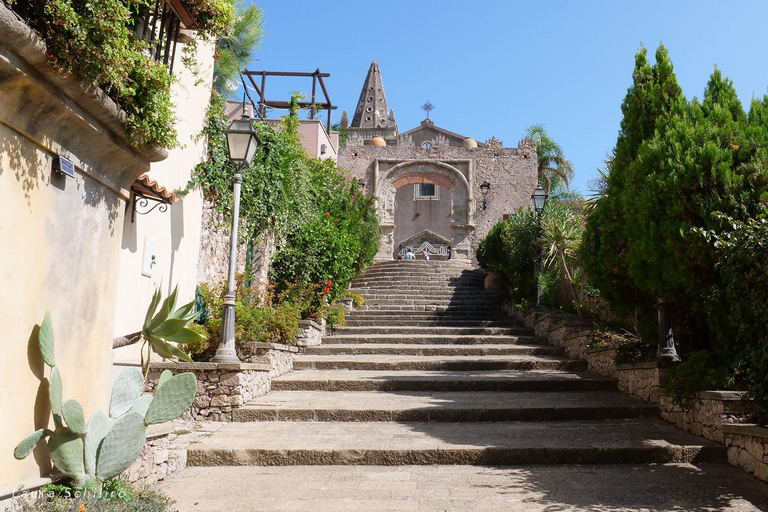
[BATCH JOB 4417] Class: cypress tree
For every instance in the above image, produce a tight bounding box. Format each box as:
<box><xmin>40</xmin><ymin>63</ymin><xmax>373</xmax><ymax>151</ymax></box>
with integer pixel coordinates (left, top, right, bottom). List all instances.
<box><xmin>581</xmin><ymin>44</ymin><xmax>684</xmax><ymax>334</ymax></box>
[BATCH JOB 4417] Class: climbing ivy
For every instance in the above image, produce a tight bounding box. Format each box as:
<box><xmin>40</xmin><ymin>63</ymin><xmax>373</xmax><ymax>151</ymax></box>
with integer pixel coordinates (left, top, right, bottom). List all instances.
<box><xmin>22</xmin><ymin>0</ymin><xmax>235</xmax><ymax>148</ymax></box>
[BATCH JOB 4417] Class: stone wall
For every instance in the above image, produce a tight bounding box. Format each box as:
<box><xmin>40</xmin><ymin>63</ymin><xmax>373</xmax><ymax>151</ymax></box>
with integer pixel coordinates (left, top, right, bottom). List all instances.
<box><xmin>585</xmin><ymin>348</ymin><xmax>617</xmax><ymax>379</ymax></box>
<box><xmin>724</xmin><ymin>425</ymin><xmax>768</xmax><ymax>482</ymax></box>
<box><xmin>124</xmin><ymin>420</ymin><xmax>223</xmax><ymax>487</ymax></box>
<box><xmin>617</xmin><ymin>363</ymin><xmax>661</xmax><ymax>403</ymax></box>
<box><xmin>147</xmin><ymin>362</ymin><xmax>271</xmax><ymax>422</ymax></box>
<box><xmin>660</xmin><ymin>391</ymin><xmax>761</xmax><ymax>443</ymax></box>
<box><xmin>516</xmin><ymin>307</ymin><xmax>768</xmax><ymax>483</ymax></box>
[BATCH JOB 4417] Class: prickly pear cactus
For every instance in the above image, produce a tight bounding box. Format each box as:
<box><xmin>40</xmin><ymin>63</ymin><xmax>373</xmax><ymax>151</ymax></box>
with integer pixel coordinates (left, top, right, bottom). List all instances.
<box><xmin>14</xmin><ymin>311</ymin><xmax>199</xmax><ymax>491</ymax></box>
<box><xmin>95</xmin><ymin>411</ymin><xmax>147</xmax><ymax>481</ymax></box>
<box><xmin>144</xmin><ymin>372</ymin><xmax>197</xmax><ymax>425</ymax></box>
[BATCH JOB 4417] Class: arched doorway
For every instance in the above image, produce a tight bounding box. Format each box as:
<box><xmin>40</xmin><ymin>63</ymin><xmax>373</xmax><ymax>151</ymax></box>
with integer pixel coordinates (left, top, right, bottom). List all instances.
<box><xmin>374</xmin><ymin>160</ymin><xmax>475</xmax><ymax>260</ymax></box>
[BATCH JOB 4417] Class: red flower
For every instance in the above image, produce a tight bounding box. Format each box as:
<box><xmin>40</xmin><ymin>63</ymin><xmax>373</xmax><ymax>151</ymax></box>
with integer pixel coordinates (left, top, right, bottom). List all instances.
<box><xmin>326</xmin><ymin>280</ymin><xmax>332</xmax><ymax>286</ymax></box>
<box><xmin>323</xmin><ymin>287</ymin><xmax>330</xmax><ymax>294</ymax></box>
<box><xmin>325</xmin><ymin>211</ymin><xmax>330</xmax><ymax>216</ymax></box>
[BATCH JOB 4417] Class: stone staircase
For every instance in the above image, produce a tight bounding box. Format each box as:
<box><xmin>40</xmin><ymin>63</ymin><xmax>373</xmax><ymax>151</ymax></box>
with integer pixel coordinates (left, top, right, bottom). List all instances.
<box><xmin>182</xmin><ymin>260</ymin><xmax>724</xmax><ymax>466</ymax></box>
<box><xmin>154</xmin><ymin>260</ymin><xmax>768</xmax><ymax>511</ymax></box>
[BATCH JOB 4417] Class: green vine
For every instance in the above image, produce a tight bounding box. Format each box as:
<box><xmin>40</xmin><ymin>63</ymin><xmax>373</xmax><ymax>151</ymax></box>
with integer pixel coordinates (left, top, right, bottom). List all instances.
<box><xmin>21</xmin><ymin>0</ymin><xmax>235</xmax><ymax>149</ymax></box>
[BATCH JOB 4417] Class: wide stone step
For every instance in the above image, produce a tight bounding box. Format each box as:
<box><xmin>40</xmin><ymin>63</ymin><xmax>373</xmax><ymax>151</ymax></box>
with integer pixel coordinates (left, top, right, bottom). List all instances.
<box><xmin>303</xmin><ymin>343</ymin><xmax>563</xmax><ymax>357</ymax></box>
<box><xmin>360</xmin><ymin>299</ymin><xmax>504</xmax><ymax>307</ymax></box>
<box><xmin>347</xmin><ymin>310</ymin><xmax>514</xmax><ymax>318</ymax></box>
<box><xmin>156</xmin><ymin>464</ymin><xmax>768</xmax><ymax>512</ymax></box>
<box><xmin>292</xmin><ymin>354</ymin><xmax>587</xmax><ymax>372</ymax></box>
<box><xmin>344</xmin><ymin>319</ymin><xmax>521</xmax><ymax>327</ymax></box>
<box><xmin>186</xmin><ymin>418</ymin><xmax>726</xmax><ymax>467</ymax></box>
<box><xmin>356</xmin><ymin>305</ymin><xmax>504</xmax><ymax>312</ymax></box>
<box><xmin>352</xmin><ymin>291</ymin><xmax>505</xmax><ymax>299</ymax></box>
<box><xmin>233</xmin><ymin>390</ymin><xmax>659</xmax><ymax>422</ymax></box>
<box><xmin>271</xmin><ymin>369</ymin><xmax>618</xmax><ymax>392</ymax></box>
<box><xmin>329</xmin><ymin>326</ymin><xmax>530</xmax><ymax>336</ymax></box>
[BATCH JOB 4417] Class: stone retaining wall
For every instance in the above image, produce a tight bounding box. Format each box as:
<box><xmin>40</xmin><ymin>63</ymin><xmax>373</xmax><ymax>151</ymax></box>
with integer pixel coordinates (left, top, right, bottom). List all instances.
<box><xmin>515</xmin><ymin>307</ymin><xmax>768</xmax><ymax>482</ymax></box>
<box><xmin>585</xmin><ymin>347</ymin><xmax>617</xmax><ymax>379</ymax></box>
<box><xmin>147</xmin><ymin>362</ymin><xmax>271</xmax><ymax>422</ymax></box>
<box><xmin>617</xmin><ymin>363</ymin><xmax>661</xmax><ymax>403</ymax></box>
<box><xmin>660</xmin><ymin>391</ymin><xmax>761</xmax><ymax>443</ymax></box>
<box><xmin>724</xmin><ymin>425</ymin><xmax>768</xmax><ymax>482</ymax></box>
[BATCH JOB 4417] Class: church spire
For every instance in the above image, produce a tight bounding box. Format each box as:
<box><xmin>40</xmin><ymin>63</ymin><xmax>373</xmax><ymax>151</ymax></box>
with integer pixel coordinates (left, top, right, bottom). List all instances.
<box><xmin>351</xmin><ymin>60</ymin><xmax>391</xmax><ymax>129</ymax></box>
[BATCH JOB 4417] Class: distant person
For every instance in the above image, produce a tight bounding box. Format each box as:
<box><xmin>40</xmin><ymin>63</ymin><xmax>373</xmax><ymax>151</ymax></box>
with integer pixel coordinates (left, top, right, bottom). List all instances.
<box><xmin>446</xmin><ymin>245</ymin><xmax>452</xmax><ymax>260</ymax></box>
<box><xmin>423</xmin><ymin>251</ymin><xmax>430</xmax><ymax>261</ymax></box>
<box><xmin>404</xmin><ymin>249</ymin><xmax>415</xmax><ymax>261</ymax></box>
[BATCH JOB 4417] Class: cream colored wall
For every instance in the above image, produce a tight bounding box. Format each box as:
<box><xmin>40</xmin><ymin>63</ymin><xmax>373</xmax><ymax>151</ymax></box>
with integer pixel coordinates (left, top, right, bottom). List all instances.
<box><xmin>0</xmin><ymin>95</ymin><xmax>143</xmax><ymax>487</ymax></box>
<box><xmin>111</xmin><ymin>41</ymin><xmax>215</xmax><ymax>369</ymax></box>
<box><xmin>296</xmin><ymin>120</ymin><xmax>338</xmax><ymax>161</ymax></box>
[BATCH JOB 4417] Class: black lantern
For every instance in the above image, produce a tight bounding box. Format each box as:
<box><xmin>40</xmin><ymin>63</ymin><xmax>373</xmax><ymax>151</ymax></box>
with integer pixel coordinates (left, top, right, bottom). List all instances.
<box><xmin>480</xmin><ymin>181</ymin><xmax>491</xmax><ymax>210</ymax></box>
<box><xmin>224</xmin><ymin>115</ymin><xmax>260</xmax><ymax>169</ymax></box>
<box><xmin>531</xmin><ymin>183</ymin><xmax>548</xmax><ymax>216</ymax></box>
<box><xmin>357</xmin><ymin>178</ymin><xmax>365</xmax><ymax>189</ymax></box>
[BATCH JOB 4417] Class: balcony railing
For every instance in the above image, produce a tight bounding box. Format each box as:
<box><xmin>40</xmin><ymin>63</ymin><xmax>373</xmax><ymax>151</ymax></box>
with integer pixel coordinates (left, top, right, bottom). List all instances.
<box><xmin>2</xmin><ymin>0</ymin><xmax>188</xmax><ymax>73</ymax></box>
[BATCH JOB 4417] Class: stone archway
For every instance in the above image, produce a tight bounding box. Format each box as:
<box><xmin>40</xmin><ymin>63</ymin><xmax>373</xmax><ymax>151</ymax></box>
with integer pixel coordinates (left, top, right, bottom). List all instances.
<box><xmin>374</xmin><ymin>160</ymin><xmax>474</xmax><ymax>260</ymax></box>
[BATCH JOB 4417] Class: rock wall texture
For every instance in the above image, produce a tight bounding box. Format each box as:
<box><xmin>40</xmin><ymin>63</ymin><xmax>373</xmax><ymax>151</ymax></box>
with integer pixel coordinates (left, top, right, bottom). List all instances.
<box><xmin>297</xmin><ymin>320</ymin><xmax>325</xmax><ymax>347</ymax></box>
<box><xmin>517</xmin><ymin>307</ymin><xmax>768</xmax><ymax>482</ymax></box>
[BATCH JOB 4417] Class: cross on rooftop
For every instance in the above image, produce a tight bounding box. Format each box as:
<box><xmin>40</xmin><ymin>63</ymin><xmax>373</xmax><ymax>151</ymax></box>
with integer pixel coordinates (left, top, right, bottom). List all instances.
<box><xmin>421</xmin><ymin>101</ymin><xmax>435</xmax><ymax>119</ymax></box>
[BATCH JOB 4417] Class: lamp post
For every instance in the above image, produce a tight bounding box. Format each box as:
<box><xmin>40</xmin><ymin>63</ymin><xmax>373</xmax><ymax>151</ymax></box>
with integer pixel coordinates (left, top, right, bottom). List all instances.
<box><xmin>531</xmin><ymin>183</ymin><xmax>548</xmax><ymax>305</ymax></box>
<box><xmin>211</xmin><ymin>114</ymin><xmax>260</xmax><ymax>363</ymax></box>
<box><xmin>480</xmin><ymin>181</ymin><xmax>491</xmax><ymax>210</ymax></box>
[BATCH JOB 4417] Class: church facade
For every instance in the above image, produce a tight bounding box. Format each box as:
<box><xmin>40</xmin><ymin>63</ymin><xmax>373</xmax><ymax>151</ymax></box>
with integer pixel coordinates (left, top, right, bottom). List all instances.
<box><xmin>338</xmin><ymin>61</ymin><xmax>539</xmax><ymax>261</ymax></box>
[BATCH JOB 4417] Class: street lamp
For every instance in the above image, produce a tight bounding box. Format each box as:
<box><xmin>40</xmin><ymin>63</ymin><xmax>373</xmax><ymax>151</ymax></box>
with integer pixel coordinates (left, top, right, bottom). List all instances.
<box><xmin>480</xmin><ymin>181</ymin><xmax>491</xmax><ymax>210</ymax></box>
<box><xmin>531</xmin><ymin>183</ymin><xmax>548</xmax><ymax>305</ymax></box>
<box><xmin>656</xmin><ymin>298</ymin><xmax>680</xmax><ymax>364</ymax></box>
<box><xmin>211</xmin><ymin>114</ymin><xmax>260</xmax><ymax>363</ymax></box>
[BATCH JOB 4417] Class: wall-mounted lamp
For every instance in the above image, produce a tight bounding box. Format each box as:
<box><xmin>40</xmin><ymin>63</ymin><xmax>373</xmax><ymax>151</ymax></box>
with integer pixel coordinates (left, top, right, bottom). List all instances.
<box><xmin>480</xmin><ymin>181</ymin><xmax>491</xmax><ymax>210</ymax></box>
<box><xmin>321</xmin><ymin>144</ymin><xmax>328</xmax><ymax>155</ymax></box>
<box><xmin>357</xmin><ymin>178</ymin><xmax>365</xmax><ymax>189</ymax></box>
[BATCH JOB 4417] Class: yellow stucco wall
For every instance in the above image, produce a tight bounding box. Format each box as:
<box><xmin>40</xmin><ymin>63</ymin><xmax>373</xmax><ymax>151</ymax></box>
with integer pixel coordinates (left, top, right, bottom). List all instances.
<box><xmin>0</xmin><ymin>124</ymin><xmax>130</xmax><ymax>487</ymax></box>
<box><xmin>0</xmin><ymin>37</ymin><xmax>150</xmax><ymax>487</ymax></box>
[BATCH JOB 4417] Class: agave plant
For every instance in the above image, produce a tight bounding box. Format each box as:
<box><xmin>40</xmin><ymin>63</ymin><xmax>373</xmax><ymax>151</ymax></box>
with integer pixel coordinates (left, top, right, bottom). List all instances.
<box><xmin>139</xmin><ymin>285</ymin><xmax>208</xmax><ymax>373</ymax></box>
<box><xmin>14</xmin><ymin>312</ymin><xmax>198</xmax><ymax>493</ymax></box>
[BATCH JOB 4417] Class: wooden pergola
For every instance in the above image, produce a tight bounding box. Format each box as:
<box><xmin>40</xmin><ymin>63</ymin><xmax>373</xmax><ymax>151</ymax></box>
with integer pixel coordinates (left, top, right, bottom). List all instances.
<box><xmin>242</xmin><ymin>69</ymin><xmax>337</xmax><ymax>135</ymax></box>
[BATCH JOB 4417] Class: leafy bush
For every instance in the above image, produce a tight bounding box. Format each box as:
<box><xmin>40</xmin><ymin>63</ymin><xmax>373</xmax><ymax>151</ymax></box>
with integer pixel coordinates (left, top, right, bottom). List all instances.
<box><xmin>664</xmin><ymin>351</ymin><xmax>740</xmax><ymax>408</ymax></box>
<box><xmin>587</xmin><ymin>328</ymin><xmax>654</xmax><ymax>365</ymax></box>
<box><xmin>23</xmin><ymin>0</ymin><xmax>234</xmax><ymax>148</ymax></box>
<box><xmin>477</xmin><ymin>207</ymin><xmax>539</xmax><ymax>302</ymax></box>
<box><xmin>9</xmin><ymin>479</ymin><xmax>174</xmax><ymax>512</ymax></box>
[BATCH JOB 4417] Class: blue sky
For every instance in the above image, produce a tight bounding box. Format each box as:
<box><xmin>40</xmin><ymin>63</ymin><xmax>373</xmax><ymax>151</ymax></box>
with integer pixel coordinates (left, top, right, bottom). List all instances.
<box><xmin>243</xmin><ymin>0</ymin><xmax>768</xmax><ymax>193</ymax></box>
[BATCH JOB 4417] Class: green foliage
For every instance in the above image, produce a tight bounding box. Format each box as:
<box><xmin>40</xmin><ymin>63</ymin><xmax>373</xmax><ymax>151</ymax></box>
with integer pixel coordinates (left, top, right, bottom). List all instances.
<box><xmin>15</xmin><ymin>313</ymin><xmax>197</xmax><ymax>490</ymax></box>
<box><xmin>581</xmin><ymin>44</ymin><xmax>684</xmax><ymax>324</ymax></box>
<box><xmin>587</xmin><ymin>328</ymin><xmax>654</xmax><ymax>365</ymax></box>
<box><xmin>140</xmin><ymin>284</ymin><xmax>207</xmax><ymax>373</ymax></box>
<box><xmin>540</xmin><ymin>200</ymin><xmax>584</xmax><ymax>312</ymax></box>
<box><xmin>664</xmin><ymin>351</ymin><xmax>738</xmax><ymax>408</ymax></box>
<box><xmin>525</xmin><ymin>124</ymin><xmax>574</xmax><ymax>193</ymax></box>
<box><xmin>694</xmin><ymin>208</ymin><xmax>768</xmax><ymax>407</ymax></box>
<box><xmin>9</xmin><ymin>480</ymin><xmax>173</xmax><ymax>512</ymax></box>
<box><xmin>477</xmin><ymin>207</ymin><xmax>539</xmax><ymax>303</ymax></box>
<box><xmin>22</xmin><ymin>0</ymin><xmax>234</xmax><ymax>148</ymax></box>
<box><xmin>213</xmin><ymin>3</ymin><xmax>263</xmax><ymax>97</ymax></box>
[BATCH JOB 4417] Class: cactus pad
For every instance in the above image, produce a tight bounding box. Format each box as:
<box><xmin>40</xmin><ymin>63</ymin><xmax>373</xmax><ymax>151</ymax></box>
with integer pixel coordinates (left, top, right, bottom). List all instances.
<box><xmin>95</xmin><ymin>411</ymin><xmax>147</xmax><ymax>480</ymax></box>
<box><xmin>50</xmin><ymin>367</ymin><xmax>63</xmax><ymax>428</ymax></box>
<box><xmin>144</xmin><ymin>372</ymin><xmax>197</xmax><ymax>425</ymax></box>
<box><xmin>39</xmin><ymin>311</ymin><xmax>55</xmax><ymax>367</ymax></box>
<box><xmin>129</xmin><ymin>394</ymin><xmax>153</xmax><ymax>417</ymax></box>
<box><xmin>157</xmin><ymin>369</ymin><xmax>173</xmax><ymax>389</ymax></box>
<box><xmin>62</xmin><ymin>399</ymin><xmax>87</xmax><ymax>435</ymax></box>
<box><xmin>48</xmin><ymin>429</ymin><xmax>85</xmax><ymax>479</ymax></box>
<box><xmin>84</xmin><ymin>409</ymin><xmax>113</xmax><ymax>475</ymax></box>
<box><xmin>109</xmin><ymin>368</ymin><xmax>144</xmax><ymax>418</ymax></box>
<box><xmin>14</xmin><ymin>429</ymin><xmax>52</xmax><ymax>460</ymax></box>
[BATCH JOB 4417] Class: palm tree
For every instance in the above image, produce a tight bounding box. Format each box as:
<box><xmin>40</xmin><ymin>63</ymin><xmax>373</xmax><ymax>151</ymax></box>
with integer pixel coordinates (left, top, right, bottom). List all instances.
<box><xmin>541</xmin><ymin>201</ymin><xmax>583</xmax><ymax>315</ymax></box>
<box><xmin>213</xmin><ymin>3</ymin><xmax>264</xmax><ymax>98</ymax></box>
<box><xmin>525</xmin><ymin>124</ymin><xmax>574</xmax><ymax>193</ymax></box>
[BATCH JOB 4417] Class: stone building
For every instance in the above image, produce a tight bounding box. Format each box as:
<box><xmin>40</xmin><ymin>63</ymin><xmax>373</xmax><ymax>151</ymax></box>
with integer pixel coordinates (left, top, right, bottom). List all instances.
<box><xmin>338</xmin><ymin>61</ymin><xmax>538</xmax><ymax>261</ymax></box>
